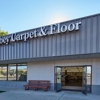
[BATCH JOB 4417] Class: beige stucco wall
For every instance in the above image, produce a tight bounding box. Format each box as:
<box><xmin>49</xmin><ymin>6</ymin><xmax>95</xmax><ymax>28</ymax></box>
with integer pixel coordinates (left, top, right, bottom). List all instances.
<box><xmin>27</xmin><ymin>61</ymin><xmax>55</xmax><ymax>83</ymax></box>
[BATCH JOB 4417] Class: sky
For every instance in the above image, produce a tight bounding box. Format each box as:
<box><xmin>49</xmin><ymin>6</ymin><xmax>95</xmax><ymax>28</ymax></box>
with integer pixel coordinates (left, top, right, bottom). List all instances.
<box><xmin>0</xmin><ymin>0</ymin><xmax>100</xmax><ymax>34</ymax></box>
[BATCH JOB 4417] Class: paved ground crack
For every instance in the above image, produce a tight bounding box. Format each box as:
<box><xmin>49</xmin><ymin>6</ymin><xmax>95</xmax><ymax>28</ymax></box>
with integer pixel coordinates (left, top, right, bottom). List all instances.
<box><xmin>58</xmin><ymin>92</ymin><xmax>66</xmax><ymax>100</ymax></box>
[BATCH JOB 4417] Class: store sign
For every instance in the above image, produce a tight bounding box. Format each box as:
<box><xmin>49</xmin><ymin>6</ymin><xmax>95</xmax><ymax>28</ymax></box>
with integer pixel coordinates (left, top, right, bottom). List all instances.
<box><xmin>0</xmin><ymin>22</ymin><xmax>81</xmax><ymax>45</ymax></box>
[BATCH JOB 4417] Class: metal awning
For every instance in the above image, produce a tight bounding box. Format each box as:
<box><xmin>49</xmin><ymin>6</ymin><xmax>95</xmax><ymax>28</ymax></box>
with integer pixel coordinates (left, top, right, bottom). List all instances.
<box><xmin>0</xmin><ymin>53</ymin><xmax>100</xmax><ymax>64</ymax></box>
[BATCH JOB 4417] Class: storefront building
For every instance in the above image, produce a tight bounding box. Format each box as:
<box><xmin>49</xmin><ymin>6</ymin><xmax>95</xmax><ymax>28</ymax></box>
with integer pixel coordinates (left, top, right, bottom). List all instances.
<box><xmin>0</xmin><ymin>13</ymin><xmax>100</xmax><ymax>95</ymax></box>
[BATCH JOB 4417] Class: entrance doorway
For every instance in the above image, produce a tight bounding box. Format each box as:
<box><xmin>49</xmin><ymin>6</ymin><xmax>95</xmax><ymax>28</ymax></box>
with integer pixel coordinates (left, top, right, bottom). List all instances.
<box><xmin>55</xmin><ymin>66</ymin><xmax>91</xmax><ymax>94</ymax></box>
<box><xmin>61</xmin><ymin>67</ymin><xmax>82</xmax><ymax>90</ymax></box>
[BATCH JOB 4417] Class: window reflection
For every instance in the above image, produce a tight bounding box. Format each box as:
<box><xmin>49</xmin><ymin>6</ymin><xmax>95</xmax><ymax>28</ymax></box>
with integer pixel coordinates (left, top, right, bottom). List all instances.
<box><xmin>8</xmin><ymin>64</ymin><xmax>16</xmax><ymax>81</ymax></box>
<box><xmin>87</xmin><ymin>66</ymin><xmax>91</xmax><ymax>93</ymax></box>
<box><xmin>87</xmin><ymin>67</ymin><xmax>91</xmax><ymax>84</ymax></box>
<box><xmin>0</xmin><ymin>66</ymin><xmax>7</xmax><ymax>80</ymax></box>
<box><xmin>17</xmin><ymin>65</ymin><xmax>27</xmax><ymax>81</ymax></box>
<box><xmin>0</xmin><ymin>64</ymin><xmax>27</xmax><ymax>81</ymax></box>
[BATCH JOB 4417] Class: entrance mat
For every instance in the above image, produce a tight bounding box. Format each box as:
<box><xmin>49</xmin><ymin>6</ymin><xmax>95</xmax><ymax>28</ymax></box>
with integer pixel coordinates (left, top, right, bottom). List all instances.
<box><xmin>0</xmin><ymin>90</ymin><xmax>6</xmax><ymax>93</ymax></box>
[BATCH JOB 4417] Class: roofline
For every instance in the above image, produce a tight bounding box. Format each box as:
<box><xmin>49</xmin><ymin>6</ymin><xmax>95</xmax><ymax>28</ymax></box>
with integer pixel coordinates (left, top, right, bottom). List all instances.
<box><xmin>1</xmin><ymin>13</ymin><xmax>100</xmax><ymax>37</ymax></box>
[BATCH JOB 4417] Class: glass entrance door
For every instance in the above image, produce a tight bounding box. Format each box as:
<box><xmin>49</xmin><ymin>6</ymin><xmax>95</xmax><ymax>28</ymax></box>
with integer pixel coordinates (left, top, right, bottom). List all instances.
<box><xmin>55</xmin><ymin>66</ymin><xmax>62</xmax><ymax>92</ymax></box>
<box><xmin>82</xmin><ymin>66</ymin><xmax>87</xmax><ymax>95</ymax></box>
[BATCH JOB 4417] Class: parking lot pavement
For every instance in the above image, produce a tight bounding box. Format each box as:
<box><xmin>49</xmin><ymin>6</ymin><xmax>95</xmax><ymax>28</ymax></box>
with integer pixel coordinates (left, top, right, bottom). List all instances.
<box><xmin>0</xmin><ymin>90</ymin><xmax>100</xmax><ymax>100</ymax></box>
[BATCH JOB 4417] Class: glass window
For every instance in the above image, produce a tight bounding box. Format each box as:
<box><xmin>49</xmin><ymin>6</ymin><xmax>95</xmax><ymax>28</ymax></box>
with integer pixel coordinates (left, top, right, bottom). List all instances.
<box><xmin>17</xmin><ymin>65</ymin><xmax>27</xmax><ymax>81</ymax></box>
<box><xmin>8</xmin><ymin>64</ymin><xmax>16</xmax><ymax>81</ymax></box>
<box><xmin>0</xmin><ymin>66</ymin><xmax>7</xmax><ymax>80</ymax></box>
<box><xmin>87</xmin><ymin>66</ymin><xmax>92</xmax><ymax>93</ymax></box>
<box><xmin>0</xmin><ymin>63</ymin><xmax>27</xmax><ymax>81</ymax></box>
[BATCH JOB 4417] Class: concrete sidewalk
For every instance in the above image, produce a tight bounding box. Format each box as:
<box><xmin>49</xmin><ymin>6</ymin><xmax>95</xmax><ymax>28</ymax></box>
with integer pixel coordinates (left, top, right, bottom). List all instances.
<box><xmin>0</xmin><ymin>90</ymin><xmax>100</xmax><ymax>100</ymax></box>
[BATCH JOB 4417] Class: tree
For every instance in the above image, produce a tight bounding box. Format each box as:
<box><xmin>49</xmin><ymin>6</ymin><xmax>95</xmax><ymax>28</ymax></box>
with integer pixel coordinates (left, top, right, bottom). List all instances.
<box><xmin>0</xmin><ymin>28</ymin><xmax>8</xmax><ymax>36</ymax></box>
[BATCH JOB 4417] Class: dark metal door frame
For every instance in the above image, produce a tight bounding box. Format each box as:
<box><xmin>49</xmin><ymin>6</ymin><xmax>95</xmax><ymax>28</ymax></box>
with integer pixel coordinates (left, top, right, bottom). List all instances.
<box><xmin>54</xmin><ymin>66</ymin><xmax>62</xmax><ymax>92</ymax></box>
<box><xmin>54</xmin><ymin>65</ymin><xmax>92</xmax><ymax>94</ymax></box>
